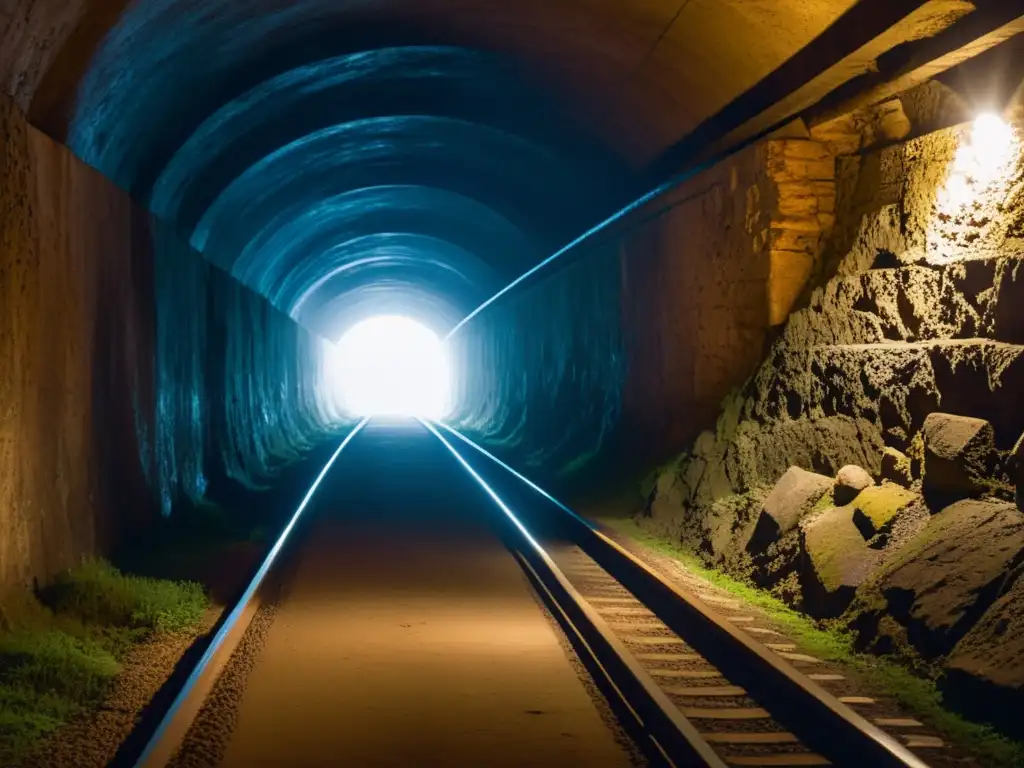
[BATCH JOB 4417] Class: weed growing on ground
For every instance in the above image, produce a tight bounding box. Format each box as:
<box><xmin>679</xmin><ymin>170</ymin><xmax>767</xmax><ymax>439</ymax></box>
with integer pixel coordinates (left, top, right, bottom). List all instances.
<box><xmin>45</xmin><ymin>558</ymin><xmax>207</xmax><ymax>633</ymax></box>
<box><xmin>0</xmin><ymin>559</ymin><xmax>208</xmax><ymax>765</ymax></box>
<box><xmin>600</xmin><ymin>516</ymin><xmax>1024</xmax><ymax>768</ymax></box>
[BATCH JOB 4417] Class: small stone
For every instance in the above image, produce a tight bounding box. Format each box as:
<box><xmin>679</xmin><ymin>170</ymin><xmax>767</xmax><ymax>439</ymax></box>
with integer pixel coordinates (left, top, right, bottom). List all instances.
<box><xmin>747</xmin><ymin>467</ymin><xmax>833</xmax><ymax>554</ymax></box>
<box><xmin>835</xmin><ymin>465</ymin><xmax>874</xmax><ymax>505</ymax></box>
<box><xmin>880</xmin><ymin>447</ymin><xmax>913</xmax><ymax>487</ymax></box>
<box><xmin>921</xmin><ymin>413</ymin><xmax>996</xmax><ymax>505</ymax></box>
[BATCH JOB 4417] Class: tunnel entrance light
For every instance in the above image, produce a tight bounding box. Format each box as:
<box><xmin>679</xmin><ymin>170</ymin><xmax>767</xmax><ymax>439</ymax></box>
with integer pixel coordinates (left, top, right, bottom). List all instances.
<box><xmin>331</xmin><ymin>316</ymin><xmax>451</xmax><ymax>419</ymax></box>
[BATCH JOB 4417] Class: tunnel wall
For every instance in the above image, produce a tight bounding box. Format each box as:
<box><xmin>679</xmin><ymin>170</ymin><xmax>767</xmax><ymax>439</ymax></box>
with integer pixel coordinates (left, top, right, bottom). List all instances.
<box><xmin>619</xmin><ymin>137</ymin><xmax>837</xmax><ymax>465</ymax></box>
<box><xmin>0</xmin><ymin>92</ymin><xmax>336</xmax><ymax>589</ymax></box>
<box><xmin>448</xmin><ymin>244</ymin><xmax>627</xmax><ymax>478</ymax></box>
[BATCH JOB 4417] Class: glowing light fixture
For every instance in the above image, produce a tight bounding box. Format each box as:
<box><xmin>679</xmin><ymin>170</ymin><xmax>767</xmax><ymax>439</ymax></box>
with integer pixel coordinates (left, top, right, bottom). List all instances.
<box><xmin>329</xmin><ymin>315</ymin><xmax>450</xmax><ymax>419</ymax></box>
<box><xmin>928</xmin><ymin>111</ymin><xmax>1020</xmax><ymax>263</ymax></box>
<box><xmin>938</xmin><ymin>112</ymin><xmax>1018</xmax><ymax>210</ymax></box>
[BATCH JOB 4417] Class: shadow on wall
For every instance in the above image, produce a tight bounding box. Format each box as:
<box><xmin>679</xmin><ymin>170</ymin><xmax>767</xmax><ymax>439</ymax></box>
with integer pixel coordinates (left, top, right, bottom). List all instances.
<box><xmin>0</xmin><ymin>93</ymin><xmax>342</xmax><ymax>590</ymax></box>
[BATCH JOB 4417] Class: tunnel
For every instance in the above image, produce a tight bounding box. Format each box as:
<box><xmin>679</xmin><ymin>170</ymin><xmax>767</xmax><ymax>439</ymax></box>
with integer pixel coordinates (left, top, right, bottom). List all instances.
<box><xmin>3</xmin><ymin>1</ymin><xmax>1024</xmax><ymax>766</ymax></box>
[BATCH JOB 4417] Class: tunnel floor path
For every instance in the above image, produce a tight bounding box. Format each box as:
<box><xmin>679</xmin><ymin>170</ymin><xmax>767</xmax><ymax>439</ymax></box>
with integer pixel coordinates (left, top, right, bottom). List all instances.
<box><xmin>219</xmin><ymin>420</ymin><xmax>634</xmax><ymax>767</ymax></box>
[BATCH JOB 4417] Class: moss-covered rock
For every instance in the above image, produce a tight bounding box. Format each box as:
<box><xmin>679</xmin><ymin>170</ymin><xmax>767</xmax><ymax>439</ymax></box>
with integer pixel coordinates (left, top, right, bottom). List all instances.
<box><xmin>849</xmin><ymin>500</ymin><xmax>1024</xmax><ymax>658</ymax></box>
<box><xmin>921</xmin><ymin>413</ymin><xmax>997</xmax><ymax>506</ymax></box>
<box><xmin>880</xmin><ymin>447</ymin><xmax>914</xmax><ymax>487</ymax></box>
<box><xmin>851</xmin><ymin>484</ymin><xmax>919</xmax><ymax>539</ymax></box>
<box><xmin>944</xmin><ymin>575</ymin><xmax>1024</xmax><ymax>736</ymax></box>
<box><xmin>801</xmin><ymin>504</ymin><xmax>884</xmax><ymax>618</ymax></box>
<box><xmin>747</xmin><ymin>466</ymin><xmax>833</xmax><ymax>554</ymax></box>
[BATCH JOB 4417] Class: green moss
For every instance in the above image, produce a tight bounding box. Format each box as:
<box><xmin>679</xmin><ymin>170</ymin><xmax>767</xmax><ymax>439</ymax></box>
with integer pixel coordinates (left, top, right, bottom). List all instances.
<box><xmin>599</xmin><ymin>516</ymin><xmax>1024</xmax><ymax>768</ymax></box>
<box><xmin>45</xmin><ymin>558</ymin><xmax>207</xmax><ymax>634</ymax></box>
<box><xmin>852</xmin><ymin>484</ymin><xmax>917</xmax><ymax>532</ymax></box>
<box><xmin>0</xmin><ymin>559</ymin><xmax>209</xmax><ymax>765</ymax></box>
<box><xmin>810</xmin><ymin>493</ymin><xmax>836</xmax><ymax>515</ymax></box>
<box><xmin>803</xmin><ymin>506</ymin><xmax>867</xmax><ymax>592</ymax></box>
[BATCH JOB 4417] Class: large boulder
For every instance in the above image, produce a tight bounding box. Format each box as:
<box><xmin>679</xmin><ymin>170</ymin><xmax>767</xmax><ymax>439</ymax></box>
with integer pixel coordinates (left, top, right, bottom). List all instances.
<box><xmin>747</xmin><ymin>467</ymin><xmax>833</xmax><ymax>553</ymax></box>
<box><xmin>851</xmin><ymin>484</ymin><xmax>919</xmax><ymax>539</ymax></box>
<box><xmin>921</xmin><ymin>413</ymin><xmax>997</xmax><ymax>505</ymax></box>
<box><xmin>944</xmin><ymin>576</ymin><xmax>1024</xmax><ymax>736</ymax></box>
<box><xmin>850</xmin><ymin>500</ymin><xmax>1024</xmax><ymax>658</ymax></box>
<box><xmin>801</xmin><ymin>505</ymin><xmax>884</xmax><ymax>618</ymax></box>
<box><xmin>880</xmin><ymin>447</ymin><xmax>913</xmax><ymax>488</ymax></box>
<box><xmin>835</xmin><ymin>465</ymin><xmax>874</xmax><ymax>505</ymax></box>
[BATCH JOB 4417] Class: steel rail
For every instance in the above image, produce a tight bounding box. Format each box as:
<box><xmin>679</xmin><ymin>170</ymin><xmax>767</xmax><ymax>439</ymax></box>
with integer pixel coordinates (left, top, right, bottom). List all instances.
<box><xmin>422</xmin><ymin>418</ymin><xmax>725</xmax><ymax>767</ymax></box>
<box><xmin>432</xmin><ymin>421</ymin><xmax>931</xmax><ymax>768</ymax></box>
<box><xmin>127</xmin><ymin>417</ymin><xmax>370</xmax><ymax>768</ymax></box>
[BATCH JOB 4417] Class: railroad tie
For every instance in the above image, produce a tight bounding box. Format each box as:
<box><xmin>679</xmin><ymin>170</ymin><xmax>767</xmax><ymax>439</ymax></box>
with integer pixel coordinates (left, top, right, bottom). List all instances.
<box><xmin>586</xmin><ymin>596</ymin><xmax>638</xmax><ymax>604</ymax></box>
<box><xmin>680</xmin><ymin>707</ymin><xmax>770</xmax><ymax>720</ymax></box>
<box><xmin>606</xmin><ymin>621</ymin><xmax>664</xmax><ymax>633</ymax></box>
<box><xmin>597</xmin><ymin>606</ymin><xmax>653</xmax><ymax>616</ymax></box>
<box><xmin>649</xmin><ymin>669</ymin><xmax>721</xmax><ymax>679</ymax></box>
<box><xmin>743</xmin><ymin>626</ymin><xmax>781</xmax><ymax>636</ymax></box>
<box><xmin>875</xmin><ymin>717</ymin><xmax>923</xmax><ymax>728</ymax></box>
<box><xmin>838</xmin><ymin>696</ymin><xmax>875</xmax><ymax>705</ymax></box>
<box><xmin>702</xmin><ymin>732</ymin><xmax>799</xmax><ymax>745</ymax></box>
<box><xmin>621</xmin><ymin>635</ymin><xmax>686</xmax><ymax>646</ymax></box>
<box><xmin>777</xmin><ymin>652</ymin><xmax>820</xmax><ymax>664</ymax></box>
<box><xmin>726</xmin><ymin>754</ymin><xmax>831</xmax><ymax>766</ymax></box>
<box><xmin>635</xmin><ymin>652</ymin><xmax>701</xmax><ymax>662</ymax></box>
<box><xmin>664</xmin><ymin>685</ymin><xmax>746</xmax><ymax>697</ymax></box>
<box><xmin>904</xmin><ymin>735</ymin><xmax>944</xmax><ymax>748</ymax></box>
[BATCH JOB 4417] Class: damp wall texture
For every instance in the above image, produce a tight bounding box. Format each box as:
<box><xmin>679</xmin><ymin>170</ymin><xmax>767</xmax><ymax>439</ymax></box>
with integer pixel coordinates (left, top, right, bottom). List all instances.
<box><xmin>0</xmin><ymin>93</ymin><xmax>336</xmax><ymax>589</ymax></box>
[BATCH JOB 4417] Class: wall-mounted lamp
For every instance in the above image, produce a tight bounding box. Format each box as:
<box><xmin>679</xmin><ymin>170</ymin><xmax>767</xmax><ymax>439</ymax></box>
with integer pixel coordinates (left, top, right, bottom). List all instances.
<box><xmin>933</xmin><ymin>111</ymin><xmax>1019</xmax><ymax>244</ymax></box>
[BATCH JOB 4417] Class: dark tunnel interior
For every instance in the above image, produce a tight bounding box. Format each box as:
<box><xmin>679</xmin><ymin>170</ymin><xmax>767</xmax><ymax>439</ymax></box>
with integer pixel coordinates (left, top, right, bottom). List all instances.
<box><xmin>4</xmin><ymin>3</ymin><xmax>1024</xmax><ymax>762</ymax></box>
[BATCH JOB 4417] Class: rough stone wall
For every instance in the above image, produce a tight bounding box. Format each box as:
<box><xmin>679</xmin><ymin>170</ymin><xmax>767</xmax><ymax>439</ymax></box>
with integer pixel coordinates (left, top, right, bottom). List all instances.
<box><xmin>619</xmin><ymin>137</ymin><xmax>836</xmax><ymax>463</ymax></box>
<box><xmin>644</xmin><ymin>113</ymin><xmax>1023</xmax><ymax>525</ymax></box>
<box><xmin>638</xmin><ymin>105</ymin><xmax>1024</xmax><ymax>727</ymax></box>
<box><xmin>0</xmin><ymin>92</ymin><xmax>335</xmax><ymax>589</ymax></box>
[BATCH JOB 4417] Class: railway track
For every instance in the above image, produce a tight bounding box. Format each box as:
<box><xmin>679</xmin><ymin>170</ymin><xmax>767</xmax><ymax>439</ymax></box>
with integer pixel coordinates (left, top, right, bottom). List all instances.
<box><xmin>121</xmin><ymin>417</ymin><xmax>936</xmax><ymax>768</ymax></box>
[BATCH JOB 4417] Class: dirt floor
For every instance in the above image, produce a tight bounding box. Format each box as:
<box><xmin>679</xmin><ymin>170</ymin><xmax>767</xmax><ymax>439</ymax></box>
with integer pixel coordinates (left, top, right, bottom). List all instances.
<box><xmin>173</xmin><ymin>421</ymin><xmax>635</xmax><ymax>767</ymax></box>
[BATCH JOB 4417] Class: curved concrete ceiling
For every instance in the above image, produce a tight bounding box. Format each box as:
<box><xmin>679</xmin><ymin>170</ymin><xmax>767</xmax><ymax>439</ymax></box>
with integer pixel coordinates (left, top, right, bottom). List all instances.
<box><xmin>2</xmin><ymin>0</ymin><xmax>949</xmax><ymax>338</ymax></box>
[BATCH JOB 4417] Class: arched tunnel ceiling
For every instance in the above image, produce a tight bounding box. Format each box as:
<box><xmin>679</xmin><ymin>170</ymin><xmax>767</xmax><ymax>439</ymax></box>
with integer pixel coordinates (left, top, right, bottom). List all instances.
<box><xmin>1</xmin><ymin>0</ymin><xmax>977</xmax><ymax>338</ymax></box>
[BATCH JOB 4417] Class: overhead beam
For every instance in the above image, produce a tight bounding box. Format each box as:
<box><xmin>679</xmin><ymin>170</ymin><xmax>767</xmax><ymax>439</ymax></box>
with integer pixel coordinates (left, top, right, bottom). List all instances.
<box><xmin>646</xmin><ymin>0</ymin><xmax>992</xmax><ymax>178</ymax></box>
<box><xmin>807</xmin><ymin>4</ymin><xmax>1024</xmax><ymax>127</ymax></box>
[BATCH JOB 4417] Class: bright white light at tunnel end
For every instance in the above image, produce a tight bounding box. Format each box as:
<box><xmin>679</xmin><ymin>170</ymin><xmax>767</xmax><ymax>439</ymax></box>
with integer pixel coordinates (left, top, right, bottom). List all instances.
<box><xmin>326</xmin><ymin>315</ymin><xmax>452</xmax><ymax>420</ymax></box>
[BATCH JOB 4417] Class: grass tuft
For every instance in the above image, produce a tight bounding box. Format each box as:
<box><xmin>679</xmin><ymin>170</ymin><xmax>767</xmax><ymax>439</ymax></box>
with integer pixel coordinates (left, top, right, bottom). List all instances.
<box><xmin>0</xmin><ymin>558</ymin><xmax>208</xmax><ymax>765</ymax></box>
<box><xmin>45</xmin><ymin>558</ymin><xmax>207</xmax><ymax>634</ymax></box>
<box><xmin>600</xmin><ymin>516</ymin><xmax>1024</xmax><ymax>768</ymax></box>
